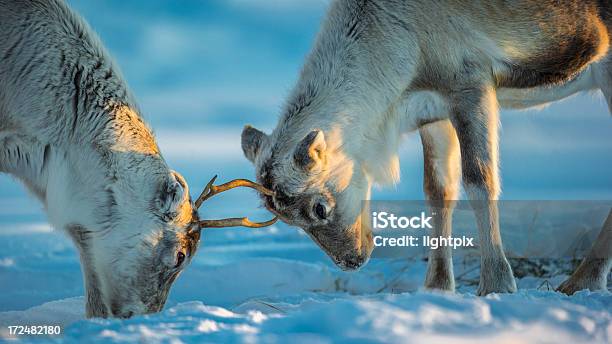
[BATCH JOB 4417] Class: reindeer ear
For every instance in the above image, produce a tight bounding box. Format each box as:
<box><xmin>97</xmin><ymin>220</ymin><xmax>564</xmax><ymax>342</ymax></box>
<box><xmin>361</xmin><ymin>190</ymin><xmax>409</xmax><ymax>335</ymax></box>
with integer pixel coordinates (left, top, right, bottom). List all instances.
<box><xmin>294</xmin><ymin>130</ymin><xmax>326</xmax><ymax>170</ymax></box>
<box><xmin>155</xmin><ymin>171</ymin><xmax>189</xmax><ymax>222</ymax></box>
<box><xmin>241</xmin><ymin>125</ymin><xmax>267</xmax><ymax>163</ymax></box>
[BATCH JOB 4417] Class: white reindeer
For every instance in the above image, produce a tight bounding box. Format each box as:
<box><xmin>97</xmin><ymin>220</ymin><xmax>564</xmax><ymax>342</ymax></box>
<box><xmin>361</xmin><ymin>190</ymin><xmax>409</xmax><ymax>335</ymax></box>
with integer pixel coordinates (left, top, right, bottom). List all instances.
<box><xmin>0</xmin><ymin>0</ymin><xmax>274</xmax><ymax>318</ymax></box>
<box><xmin>241</xmin><ymin>0</ymin><xmax>612</xmax><ymax>295</ymax></box>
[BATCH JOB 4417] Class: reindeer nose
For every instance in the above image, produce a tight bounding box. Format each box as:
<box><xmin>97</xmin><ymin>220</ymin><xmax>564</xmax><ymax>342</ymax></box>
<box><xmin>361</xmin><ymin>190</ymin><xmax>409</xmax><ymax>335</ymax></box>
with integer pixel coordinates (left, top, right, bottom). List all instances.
<box><xmin>111</xmin><ymin>308</ymin><xmax>134</xmax><ymax>319</ymax></box>
<box><xmin>338</xmin><ymin>254</ymin><xmax>366</xmax><ymax>271</ymax></box>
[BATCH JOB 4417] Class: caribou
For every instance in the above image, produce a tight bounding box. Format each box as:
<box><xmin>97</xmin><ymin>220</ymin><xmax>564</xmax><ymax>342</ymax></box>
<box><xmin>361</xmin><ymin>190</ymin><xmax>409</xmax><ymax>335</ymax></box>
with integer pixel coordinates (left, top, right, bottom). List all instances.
<box><xmin>241</xmin><ymin>0</ymin><xmax>612</xmax><ymax>295</ymax></box>
<box><xmin>0</xmin><ymin>0</ymin><xmax>275</xmax><ymax>318</ymax></box>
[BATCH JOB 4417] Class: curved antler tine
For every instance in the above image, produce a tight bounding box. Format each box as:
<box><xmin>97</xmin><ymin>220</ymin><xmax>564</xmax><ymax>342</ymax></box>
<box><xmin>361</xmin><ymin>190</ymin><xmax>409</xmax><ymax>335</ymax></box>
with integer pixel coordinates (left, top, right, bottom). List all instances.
<box><xmin>195</xmin><ymin>175</ymin><xmax>218</xmax><ymax>209</ymax></box>
<box><xmin>214</xmin><ymin>179</ymin><xmax>274</xmax><ymax>196</ymax></box>
<box><xmin>198</xmin><ymin>216</ymin><xmax>278</xmax><ymax>229</ymax></box>
<box><xmin>194</xmin><ymin>177</ymin><xmax>274</xmax><ymax>210</ymax></box>
<box><xmin>192</xmin><ymin>176</ymin><xmax>277</xmax><ymax>231</ymax></box>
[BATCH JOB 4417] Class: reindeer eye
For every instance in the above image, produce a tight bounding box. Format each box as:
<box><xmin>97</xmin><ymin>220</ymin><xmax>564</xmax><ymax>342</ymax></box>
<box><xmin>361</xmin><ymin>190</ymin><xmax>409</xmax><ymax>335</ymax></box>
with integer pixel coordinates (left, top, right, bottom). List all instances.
<box><xmin>175</xmin><ymin>251</ymin><xmax>186</xmax><ymax>268</ymax></box>
<box><xmin>314</xmin><ymin>203</ymin><xmax>327</xmax><ymax>220</ymax></box>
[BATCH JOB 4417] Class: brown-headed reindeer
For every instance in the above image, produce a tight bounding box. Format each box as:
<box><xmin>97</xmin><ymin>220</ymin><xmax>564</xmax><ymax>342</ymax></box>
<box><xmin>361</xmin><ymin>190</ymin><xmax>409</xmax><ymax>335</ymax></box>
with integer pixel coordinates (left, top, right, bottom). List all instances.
<box><xmin>0</xmin><ymin>0</ymin><xmax>274</xmax><ymax>318</ymax></box>
<box><xmin>241</xmin><ymin>0</ymin><xmax>612</xmax><ymax>295</ymax></box>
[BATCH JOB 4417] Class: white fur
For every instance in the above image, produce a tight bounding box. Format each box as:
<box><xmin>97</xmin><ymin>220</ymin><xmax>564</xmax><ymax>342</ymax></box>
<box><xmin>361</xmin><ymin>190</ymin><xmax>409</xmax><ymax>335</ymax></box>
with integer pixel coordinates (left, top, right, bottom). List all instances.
<box><xmin>0</xmin><ymin>0</ymin><xmax>195</xmax><ymax>318</ymax></box>
<box><xmin>243</xmin><ymin>0</ymin><xmax>612</xmax><ymax>293</ymax></box>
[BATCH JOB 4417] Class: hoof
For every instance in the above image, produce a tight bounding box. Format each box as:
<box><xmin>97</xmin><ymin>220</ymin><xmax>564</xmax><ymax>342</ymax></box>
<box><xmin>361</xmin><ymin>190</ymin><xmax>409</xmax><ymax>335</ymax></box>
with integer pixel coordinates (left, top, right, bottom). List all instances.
<box><xmin>477</xmin><ymin>258</ymin><xmax>517</xmax><ymax>296</ymax></box>
<box><xmin>557</xmin><ymin>278</ymin><xmax>587</xmax><ymax>296</ymax></box>
<box><xmin>557</xmin><ymin>259</ymin><xmax>609</xmax><ymax>295</ymax></box>
<box><xmin>424</xmin><ymin>258</ymin><xmax>455</xmax><ymax>292</ymax></box>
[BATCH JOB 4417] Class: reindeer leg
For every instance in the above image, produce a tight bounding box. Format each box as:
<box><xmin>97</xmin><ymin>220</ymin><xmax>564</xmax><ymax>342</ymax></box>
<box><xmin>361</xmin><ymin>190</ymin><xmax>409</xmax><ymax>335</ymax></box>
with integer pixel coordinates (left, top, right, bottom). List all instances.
<box><xmin>556</xmin><ymin>55</ymin><xmax>612</xmax><ymax>294</ymax></box>
<box><xmin>450</xmin><ymin>85</ymin><xmax>517</xmax><ymax>295</ymax></box>
<box><xmin>558</xmin><ymin>210</ymin><xmax>612</xmax><ymax>294</ymax></box>
<box><xmin>420</xmin><ymin>120</ymin><xmax>461</xmax><ymax>291</ymax></box>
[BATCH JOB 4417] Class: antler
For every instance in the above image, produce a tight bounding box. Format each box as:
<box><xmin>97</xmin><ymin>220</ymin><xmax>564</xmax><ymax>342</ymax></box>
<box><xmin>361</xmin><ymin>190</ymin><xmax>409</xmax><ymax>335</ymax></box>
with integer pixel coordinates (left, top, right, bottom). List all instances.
<box><xmin>194</xmin><ymin>175</ymin><xmax>275</xmax><ymax>208</ymax></box>
<box><xmin>198</xmin><ymin>216</ymin><xmax>278</xmax><ymax>228</ymax></box>
<box><xmin>192</xmin><ymin>175</ymin><xmax>277</xmax><ymax>231</ymax></box>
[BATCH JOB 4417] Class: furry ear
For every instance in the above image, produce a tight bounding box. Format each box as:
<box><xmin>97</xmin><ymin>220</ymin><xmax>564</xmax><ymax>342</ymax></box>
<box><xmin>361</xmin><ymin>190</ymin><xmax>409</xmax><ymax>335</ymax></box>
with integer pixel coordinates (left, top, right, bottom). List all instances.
<box><xmin>241</xmin><ymin>125</ymin><xmax>267</xmax><ymax>163</ymax></box>
<box><xmin>294</xmin><ymin>130</ymin><xmax>326</xmax><ymax>170</ymax></box>
<box><xmin>155</xmin><ymin>171</ymin><xmax>189</xmax><ymax>222</ymax></box>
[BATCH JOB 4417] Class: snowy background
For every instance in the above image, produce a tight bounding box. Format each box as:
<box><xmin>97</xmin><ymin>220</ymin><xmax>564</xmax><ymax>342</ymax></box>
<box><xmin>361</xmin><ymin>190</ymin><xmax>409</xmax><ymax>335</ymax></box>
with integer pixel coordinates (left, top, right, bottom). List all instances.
<box><xmin>0</xmin><ymin>0</ymin><xmax>611</xmax><ymax>342</ymax></box>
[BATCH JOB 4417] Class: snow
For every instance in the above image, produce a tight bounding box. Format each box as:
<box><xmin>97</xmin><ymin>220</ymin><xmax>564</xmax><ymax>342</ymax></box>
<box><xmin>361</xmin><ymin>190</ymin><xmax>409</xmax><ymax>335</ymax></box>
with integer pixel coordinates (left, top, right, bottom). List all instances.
<box><xmin>1</xmin><ymin>269</ymin><xmax>611</xmax><ymax>343</ymax></box>
<box><xmin>34</xmin><ymin>292</ymin><xmax>603</xmax><ymax>343</ymax></box>
<box><xmin>0</xmin><ymin>219</ymin><xmax>610</xmax><ymax>342</ymax></box>
<box><xmin>0</xmin><ymin>0</ymin><xmax>611</xmax><ymax>342</ymax></box>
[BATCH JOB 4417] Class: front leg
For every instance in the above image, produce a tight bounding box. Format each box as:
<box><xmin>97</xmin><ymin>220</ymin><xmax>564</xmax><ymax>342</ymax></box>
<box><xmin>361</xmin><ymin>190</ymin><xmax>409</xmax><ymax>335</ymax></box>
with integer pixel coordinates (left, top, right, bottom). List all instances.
<box><xmin>419</xmin><ymin>120</ymin><xmax>461</xmax><ymax>291</ymax></box>
<box><xmin>0</xmin><ymin>132</ymin><xmax>48</xmax><ymax>199</ymax></box>
<box><xmin>450</xmin><ymin>85</ymin><xmax>517</xmax><ymax>295</ymax></box>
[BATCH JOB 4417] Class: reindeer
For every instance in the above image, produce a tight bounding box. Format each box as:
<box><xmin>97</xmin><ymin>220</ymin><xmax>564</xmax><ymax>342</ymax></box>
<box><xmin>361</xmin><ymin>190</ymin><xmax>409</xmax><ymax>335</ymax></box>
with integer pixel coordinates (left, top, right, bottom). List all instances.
<box><xmin>241</xmin><ymin>0</ymin><xmax>612</xmax><ymax>295</ymax></box>
<box><xmin>0</xmin><ymin>0</ymin><xmax>275</xmax><ymax>318</ymax></box>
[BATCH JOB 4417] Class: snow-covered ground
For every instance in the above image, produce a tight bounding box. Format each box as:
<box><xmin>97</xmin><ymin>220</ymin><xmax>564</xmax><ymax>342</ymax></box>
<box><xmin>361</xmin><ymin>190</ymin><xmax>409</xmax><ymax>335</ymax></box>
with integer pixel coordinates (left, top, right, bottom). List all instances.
<box><xmin>5</xmin><ymin>288</ymin><xmax>612</xmax><ymax>343</ymax></box>
<box><xmin>0</xmin><ymin>0</ymin><xmax>611</xmax><ymax>342</ymax></box>
<box><xmin>0</xmin><ymin>199</ymin><xmax>610</xmax><ymax>342</ymax></box>
<box><xmin>0</xmin><ymin>221</ymin><xmax>611</xmax><ymax>343</ymax></box>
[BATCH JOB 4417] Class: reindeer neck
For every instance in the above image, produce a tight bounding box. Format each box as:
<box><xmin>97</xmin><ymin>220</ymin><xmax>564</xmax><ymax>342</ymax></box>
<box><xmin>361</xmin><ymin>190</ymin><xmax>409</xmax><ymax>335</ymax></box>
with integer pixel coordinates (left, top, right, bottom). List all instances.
<box><xmin>272</xmin><ymin>0</ymin><xmax>415</xmax><ymax>184</ymax></box>
<box><xmin>42</xmin><ymin>104</ymin><xmax>168</xmax><ymax>236</ymax></box>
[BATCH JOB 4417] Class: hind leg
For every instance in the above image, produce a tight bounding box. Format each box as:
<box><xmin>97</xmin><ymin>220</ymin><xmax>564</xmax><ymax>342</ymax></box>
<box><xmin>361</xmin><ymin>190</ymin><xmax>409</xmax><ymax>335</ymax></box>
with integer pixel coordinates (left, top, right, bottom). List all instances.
<box><xmin>558</xmin><ymin>210</ymin><xmax>612</xmax><ymax>294</ymax></box>
<box><xmin>558</xmin><ymin>58</ymin><xmax>612</xmax><ymax>294</ymax></box>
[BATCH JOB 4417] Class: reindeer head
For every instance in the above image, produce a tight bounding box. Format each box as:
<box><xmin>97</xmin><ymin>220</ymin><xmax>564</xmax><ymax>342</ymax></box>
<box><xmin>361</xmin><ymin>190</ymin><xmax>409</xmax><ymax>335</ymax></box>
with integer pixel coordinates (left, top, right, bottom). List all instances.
<box><xmin>241</xmin><ymin>125</ymin><xmax>374</xmax><ymax>271</ymax></box>
<box><xmin>60</xmin><ymin>167</ymin><xmax>274</xmax><ymax>319</ymax></box>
